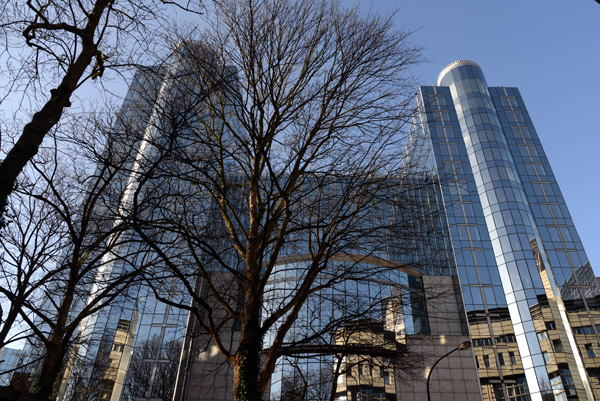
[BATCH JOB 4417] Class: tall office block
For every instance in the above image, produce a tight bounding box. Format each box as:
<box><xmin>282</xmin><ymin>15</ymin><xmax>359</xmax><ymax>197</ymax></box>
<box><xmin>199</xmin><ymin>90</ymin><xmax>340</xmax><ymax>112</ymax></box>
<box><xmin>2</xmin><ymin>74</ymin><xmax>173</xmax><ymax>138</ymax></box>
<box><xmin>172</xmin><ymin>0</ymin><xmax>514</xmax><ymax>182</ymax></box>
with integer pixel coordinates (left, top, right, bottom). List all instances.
<box><xmin>17</xmin><ymin>51</ymin><xmax>600</xmax><ymax>401</ymax></box>
<box><xmin>415</xmin><ymin>60</ymin><xmax>600</xmax><ymax>401</ymax></box>
<box><xmin>44</xmin><ymin>47</ymin><xmax>480</xmax><ymax>401</ymax></box>
<box><xmin>0</xmin><ymin>348</ymin><xmax>22</xmax><ymax>386</ymax></box>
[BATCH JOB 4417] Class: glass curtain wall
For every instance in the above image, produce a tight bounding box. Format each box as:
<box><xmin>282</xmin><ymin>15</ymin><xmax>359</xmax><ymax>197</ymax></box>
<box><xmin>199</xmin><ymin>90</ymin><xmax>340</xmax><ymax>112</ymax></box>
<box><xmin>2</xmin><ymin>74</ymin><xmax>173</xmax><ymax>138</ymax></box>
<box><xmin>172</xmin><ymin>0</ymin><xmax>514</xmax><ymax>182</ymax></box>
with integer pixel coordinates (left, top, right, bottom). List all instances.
<box><xmin>415</xmin><ymin>60</ymin><xmax>600</xmax><ymax>401</ymax></box>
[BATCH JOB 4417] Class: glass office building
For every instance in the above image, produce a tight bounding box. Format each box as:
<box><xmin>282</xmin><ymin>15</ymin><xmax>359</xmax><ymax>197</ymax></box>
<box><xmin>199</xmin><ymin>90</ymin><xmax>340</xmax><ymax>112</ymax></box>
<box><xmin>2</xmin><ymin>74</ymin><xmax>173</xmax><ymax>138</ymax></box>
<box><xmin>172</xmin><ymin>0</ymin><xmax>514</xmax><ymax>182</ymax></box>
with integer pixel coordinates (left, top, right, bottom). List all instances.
<box><xmin>50</xmin><ymin>50</ymin><xmax>478</xmax><ymax>401</ymax></box>
<box><xmin>0</xmin><ymin>347</ymin><xmax>22</xmax><ymax>386</ymax></box>
<box><xmin>414</xmin><ymin>60</ymin><xmax>600</xmax><ymax>401</ymax></box>
<box><xmin>17</xmin><ymin>53</ymin><xmax>600</xmax><ymax>401</ymax></box>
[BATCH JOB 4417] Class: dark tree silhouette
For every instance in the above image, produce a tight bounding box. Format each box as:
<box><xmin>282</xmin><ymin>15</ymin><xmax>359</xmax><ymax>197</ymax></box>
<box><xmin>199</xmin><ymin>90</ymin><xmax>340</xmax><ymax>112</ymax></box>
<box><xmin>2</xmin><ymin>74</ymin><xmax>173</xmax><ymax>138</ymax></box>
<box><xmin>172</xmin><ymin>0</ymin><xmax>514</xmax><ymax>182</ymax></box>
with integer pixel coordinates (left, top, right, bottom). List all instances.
<box><xmin>0</xmin><ymin>0</ymin><xmax>201</xmax><ymax>225</ymax></box>
<box><xmin>107</xmin><ymin>1</ymin><xmax>434</xmax><ymax>400</ymax></box>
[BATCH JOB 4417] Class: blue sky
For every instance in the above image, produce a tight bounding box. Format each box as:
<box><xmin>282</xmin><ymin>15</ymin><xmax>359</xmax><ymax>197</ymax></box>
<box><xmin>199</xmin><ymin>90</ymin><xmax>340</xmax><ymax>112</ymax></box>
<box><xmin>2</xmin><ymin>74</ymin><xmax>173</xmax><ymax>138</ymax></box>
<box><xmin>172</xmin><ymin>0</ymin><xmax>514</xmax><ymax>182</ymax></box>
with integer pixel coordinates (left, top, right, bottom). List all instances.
<box><xmin>362</xmin><ymin>0</ymin><xmax>600</xmax><ymax>274</ymax></box>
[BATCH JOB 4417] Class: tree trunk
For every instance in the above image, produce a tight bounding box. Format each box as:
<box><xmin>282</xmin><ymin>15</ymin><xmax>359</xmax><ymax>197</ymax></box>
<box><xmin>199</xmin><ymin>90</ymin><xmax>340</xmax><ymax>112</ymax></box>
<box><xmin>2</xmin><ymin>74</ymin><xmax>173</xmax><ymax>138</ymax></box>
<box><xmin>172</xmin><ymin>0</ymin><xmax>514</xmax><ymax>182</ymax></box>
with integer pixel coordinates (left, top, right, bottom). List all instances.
<box><xmin>33</xmin><ymin>277</ymin><xmax>76</xmax><ymax>398</ymax></box>
<box><xmin>0</xmin><ymin>296</ymin><xmax>23</xmax><ymax>349</ymax></box>
<box><xmin>0</xmin><ymin>0</ymin><xmax>111</xmax><ymax>225</ymax></box>
<box><xmin>232</xmin><ymin>327</ymin><xmax>263</xmax><ymax>401</ymax></box>
<box><xmin>34</xmin><ymin>338</ymin><xmax>67</xmax><ymax>399</ymax></box>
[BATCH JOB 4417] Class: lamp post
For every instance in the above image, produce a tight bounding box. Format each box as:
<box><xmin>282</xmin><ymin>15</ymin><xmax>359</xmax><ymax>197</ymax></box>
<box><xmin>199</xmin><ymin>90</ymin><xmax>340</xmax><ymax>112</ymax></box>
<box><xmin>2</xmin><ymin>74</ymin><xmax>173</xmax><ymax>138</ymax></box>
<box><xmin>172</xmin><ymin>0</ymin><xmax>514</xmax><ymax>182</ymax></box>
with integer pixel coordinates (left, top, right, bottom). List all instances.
<box><xmin>426</xmin><ymin>340</ymin><xmax>472</xmax><ymax>401</ymax></box>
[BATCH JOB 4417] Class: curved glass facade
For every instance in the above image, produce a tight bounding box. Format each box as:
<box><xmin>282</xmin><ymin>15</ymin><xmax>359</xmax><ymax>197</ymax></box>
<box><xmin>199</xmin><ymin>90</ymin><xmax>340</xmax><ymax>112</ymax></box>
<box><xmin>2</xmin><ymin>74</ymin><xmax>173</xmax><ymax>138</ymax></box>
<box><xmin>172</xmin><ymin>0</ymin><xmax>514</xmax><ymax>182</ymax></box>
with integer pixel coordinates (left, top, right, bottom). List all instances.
<box><xmin>264</xmin><ymin>260</ymin><xmax>426</xmax><ymax>401</ymax></box>
<box><xmin>416</xmin><ymin>60</ymin><xmax>600</xmax><ymax>401</ymax></box>
<box><xmin>262</xmin><ymin>178</ymin><xmax>458</xmax><ymax>401</ymax></box>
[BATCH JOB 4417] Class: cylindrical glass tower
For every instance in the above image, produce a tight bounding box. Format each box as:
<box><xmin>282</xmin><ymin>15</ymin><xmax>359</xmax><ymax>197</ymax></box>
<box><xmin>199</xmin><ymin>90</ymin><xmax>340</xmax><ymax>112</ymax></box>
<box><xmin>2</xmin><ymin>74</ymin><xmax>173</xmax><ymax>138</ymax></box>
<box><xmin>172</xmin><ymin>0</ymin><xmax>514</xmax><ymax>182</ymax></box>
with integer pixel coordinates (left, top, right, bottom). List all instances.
<box><xmin>438</xmin><ymin>60</ymin><xmax>593</xmax><ymax>401</ymax></box>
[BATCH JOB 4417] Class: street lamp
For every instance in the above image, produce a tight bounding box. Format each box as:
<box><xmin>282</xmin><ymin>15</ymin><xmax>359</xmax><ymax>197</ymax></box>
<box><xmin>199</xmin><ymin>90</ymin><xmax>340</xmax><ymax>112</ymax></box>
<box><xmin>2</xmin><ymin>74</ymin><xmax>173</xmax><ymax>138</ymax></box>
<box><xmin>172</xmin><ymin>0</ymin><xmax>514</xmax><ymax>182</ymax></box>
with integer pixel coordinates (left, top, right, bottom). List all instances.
<box><xmin>426</xmin><ymin>340</ymin><xmax>472</xmax><ymax>401</ymax></box>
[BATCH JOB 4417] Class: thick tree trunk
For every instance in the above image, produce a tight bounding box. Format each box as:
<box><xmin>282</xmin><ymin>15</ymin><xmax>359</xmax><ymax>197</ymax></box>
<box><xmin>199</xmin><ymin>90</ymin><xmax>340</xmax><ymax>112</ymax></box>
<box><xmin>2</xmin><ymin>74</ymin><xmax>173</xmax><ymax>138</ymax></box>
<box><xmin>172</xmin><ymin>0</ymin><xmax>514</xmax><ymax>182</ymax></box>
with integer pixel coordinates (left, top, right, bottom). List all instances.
<box><xmin>0</xmin><ymin>296</ymin><xmax>23</xmax><ymax>349</ymax></box>
<box><xmin>230</xmin><ymin>187</ymin><xmax>265</xmax><ymax>401</ymax></box>
<box><xmin>232</xmin><ymin>327</ymin><xmax>263</xmax><ymax>401</ymax></box>
<box><xmin>33</xmin><ymin>279</ymin><xmax>76</xmax><ymax>398</ymax></box>
<box><xmin>0</xmin><ymin>0</ymin><xmax>111</xmax><ymax>225</ymax></box>
<box><xmin>34</xmin><ymin>338</ymin><xmax>67</xmax><ymax>399</ymax></box>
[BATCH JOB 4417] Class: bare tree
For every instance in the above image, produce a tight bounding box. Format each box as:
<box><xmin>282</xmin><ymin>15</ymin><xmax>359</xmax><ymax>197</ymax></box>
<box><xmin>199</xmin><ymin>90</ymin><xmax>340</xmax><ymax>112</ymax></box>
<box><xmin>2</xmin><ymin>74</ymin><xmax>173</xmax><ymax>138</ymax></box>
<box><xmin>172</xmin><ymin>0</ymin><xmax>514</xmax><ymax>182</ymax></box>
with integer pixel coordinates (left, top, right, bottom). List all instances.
<box><xmin>0</xmin><ymin>162</ymin><xmax>66</xmax><ymax>351</ymax></box>
<box><xmin>103</xmin><ymin>1</ymin><xmax>434</xmax><ymax>400</ymax></box>
<box><xmin>0</xmin><ymin>0</ymin><xmax>202</xmax><ymax>225</ymax></box>
<box><xmin>0</xmin><ymin>104</ymin><xmax>161</xmax><ymax>398</ymax></box>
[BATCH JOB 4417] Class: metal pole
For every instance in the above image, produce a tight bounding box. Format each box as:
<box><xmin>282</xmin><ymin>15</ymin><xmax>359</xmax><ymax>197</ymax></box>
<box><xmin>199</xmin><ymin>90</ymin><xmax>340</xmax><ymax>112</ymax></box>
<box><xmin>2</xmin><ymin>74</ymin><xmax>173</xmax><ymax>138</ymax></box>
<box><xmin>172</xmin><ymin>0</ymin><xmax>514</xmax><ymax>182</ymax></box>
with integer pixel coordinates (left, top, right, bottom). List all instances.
<box><xmin>426</xmin><ymin>341</ymin><xmax>471</xmax><ymax>401</ymax></box>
